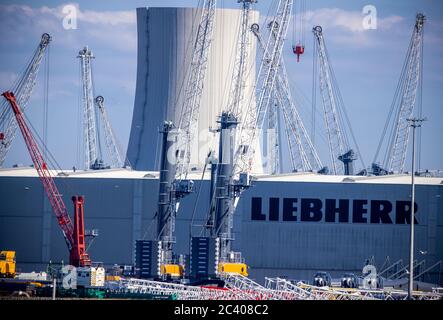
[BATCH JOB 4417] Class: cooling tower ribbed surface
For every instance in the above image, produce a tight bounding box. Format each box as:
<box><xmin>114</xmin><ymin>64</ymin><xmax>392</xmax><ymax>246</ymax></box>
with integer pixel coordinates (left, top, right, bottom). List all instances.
<box><xmin>127</xmin><ymin>7</ymin><xmax>260</xmax><ymax>171</ymax></box>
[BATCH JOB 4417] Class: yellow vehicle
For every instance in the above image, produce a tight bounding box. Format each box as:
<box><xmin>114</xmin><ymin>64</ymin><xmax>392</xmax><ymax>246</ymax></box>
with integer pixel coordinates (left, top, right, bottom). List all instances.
<box><xmin>218</xmin><ymin>262</ymin><xmax>248</xmax><ymax>277</ymax></box>
<box><xmin>160</xmin><ymin>264</ymin><xmax>184</xmax><ymax>278</ymax></box>
<box><xmin>0</xmin><ymin>251</ymin><xmax>16</xmax><ymax>278</ymax></box>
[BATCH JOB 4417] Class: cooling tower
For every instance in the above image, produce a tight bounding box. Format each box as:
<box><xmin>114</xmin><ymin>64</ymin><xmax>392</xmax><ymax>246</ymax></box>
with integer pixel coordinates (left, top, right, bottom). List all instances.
<box><xmin>126</xmin><ymin>7</ymin><xmax>260</xmax><ymax>171</ymax></box>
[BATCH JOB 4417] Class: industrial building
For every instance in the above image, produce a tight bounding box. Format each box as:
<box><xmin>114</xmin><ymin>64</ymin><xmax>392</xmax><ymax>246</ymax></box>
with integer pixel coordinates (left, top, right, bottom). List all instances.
<box><xmin>1</xmin><ymin>167</ymin><xmax>441</xmax><ymax>284</ymax></box>
<box><xmin>0</xmin><ymin>1</ymin><xmax>441</xmax><ymax>300</ymax></box>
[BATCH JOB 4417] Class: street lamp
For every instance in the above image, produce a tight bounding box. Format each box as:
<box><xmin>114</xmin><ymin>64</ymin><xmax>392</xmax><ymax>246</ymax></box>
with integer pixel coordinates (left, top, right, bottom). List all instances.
<box><xmin>407</xmin><ymin>117</ymin><xmax>425</xmax><ymax>300</ymax></box>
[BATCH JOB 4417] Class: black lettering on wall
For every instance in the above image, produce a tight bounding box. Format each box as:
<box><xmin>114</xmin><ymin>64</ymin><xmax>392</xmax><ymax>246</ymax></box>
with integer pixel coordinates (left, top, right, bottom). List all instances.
<box><xmin>370</xmin><ymin>200</ymin><xmax>393</xmax><ymax>224</ymax></box>
<box><xmin>301</xmin><ymin>198</ymin><xmax>323</xmax><ymax>222</ymax></box>
<box><xmin>283</xmin><ymin>198</ymin><xmax>297</xmax><ymax>221</ymax></box>
<box><xmin>325</xmin><ymin>199</ymin><xmax>349</xmax><ymax>223</ymax></box>
<box><xmin>353</xmin><ymin>200</ymin><xmax>368</xmax><ymax>223</ymax></box>
<box><xmin>269</xmin><ymin>198</ymin><xmax>280</xmax><ymax>221</ymax></box>
<box><xmin>251</xmin><ymin>197</ymin><xmax>266</xmax><ymax>221</ymax></box>
<box><xmin>395</xmin><ymin>201</ymin><xmax>419</xmax><ymax>224</ymax></box>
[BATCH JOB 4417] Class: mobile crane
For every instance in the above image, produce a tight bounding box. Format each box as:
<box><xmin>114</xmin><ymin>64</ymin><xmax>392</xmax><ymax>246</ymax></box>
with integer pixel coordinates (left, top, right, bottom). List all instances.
<box><xmin>2</xmin><ymin>91</ymin><xmax>92</xmax><ymax>267</ymax></box>
<box><xmin>135</xmin><ymin>0</ymin><xmax>217</xmax><ymax>281</ymax></box>
<box><xmin>186</xmin><ymin>0</ymin><xmax>293</xmax><ymax>281</ymax></box>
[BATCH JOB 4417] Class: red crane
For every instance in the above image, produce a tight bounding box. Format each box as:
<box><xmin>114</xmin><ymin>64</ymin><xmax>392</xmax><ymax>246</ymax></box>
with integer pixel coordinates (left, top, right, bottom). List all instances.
<box><xmin>2</xmin><ymin>91</ymin><xmax>91</xmax><ymax>267</ymax></box>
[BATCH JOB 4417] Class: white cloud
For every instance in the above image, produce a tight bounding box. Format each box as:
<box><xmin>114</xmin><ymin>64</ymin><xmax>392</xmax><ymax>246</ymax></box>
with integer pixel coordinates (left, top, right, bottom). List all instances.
<box><xmin>304</xmin><ymin>8</ymin><xmax>404</xmax><ymax>33</ymax></box>
<box><xmin>0</xmin><ymin>3</ymin><xmax>137</xmax><ymax>52</ymax></box>
<box><xmin>258</xmin><ymin>7</ymin><xmax>405</xmax><ymax>48</ymax></box>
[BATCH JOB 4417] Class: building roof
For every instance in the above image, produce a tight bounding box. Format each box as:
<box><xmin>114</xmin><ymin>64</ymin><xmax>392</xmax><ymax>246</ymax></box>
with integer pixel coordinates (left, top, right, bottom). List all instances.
<box><xmin>0</xmin><ymin>166</ymin><xmax>442</xmax><ymax>186</ymax></box>
<box><xmin>255</xmin><ymin>172</ymin><xmax>443</xmax><ymax>185</ymax></box>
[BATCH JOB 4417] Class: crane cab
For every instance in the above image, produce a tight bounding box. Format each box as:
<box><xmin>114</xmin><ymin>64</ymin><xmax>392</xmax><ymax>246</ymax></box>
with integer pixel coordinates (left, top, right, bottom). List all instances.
<box><xmin>160</xmin><ymin>264</ymin><xmax>184</xmax><ymax>278</ymax></box>
<box><xmin>218</xmin><ymin>262</ymin><xmax>248</xmax><ymax>277</ymax></box>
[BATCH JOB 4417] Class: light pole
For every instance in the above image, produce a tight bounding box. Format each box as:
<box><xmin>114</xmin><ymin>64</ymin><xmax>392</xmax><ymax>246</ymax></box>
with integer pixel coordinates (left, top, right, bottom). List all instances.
<box><xmin>407</xmin><ymin>117</ymin><xmax>425</xmax><ymax>300</ymax></box>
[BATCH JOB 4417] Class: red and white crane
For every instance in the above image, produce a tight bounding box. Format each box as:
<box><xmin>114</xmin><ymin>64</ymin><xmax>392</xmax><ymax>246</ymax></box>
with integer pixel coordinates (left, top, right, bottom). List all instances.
<box><xmin>2</xmin><ymin>91</ymin><xmax>92</xmax><ymax>267</ymax></box>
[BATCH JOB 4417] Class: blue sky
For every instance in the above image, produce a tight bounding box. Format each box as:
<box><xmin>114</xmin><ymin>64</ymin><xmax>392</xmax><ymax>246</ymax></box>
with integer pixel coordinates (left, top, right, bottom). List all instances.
<box><xmin>0</xmin><ymin>0</ymin><xmax>442</xmax><ymax>172</ymax></box>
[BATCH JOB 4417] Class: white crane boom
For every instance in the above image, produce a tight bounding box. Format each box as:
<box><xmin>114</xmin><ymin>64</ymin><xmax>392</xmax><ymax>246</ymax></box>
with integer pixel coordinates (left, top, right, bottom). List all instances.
<box><xmin>226</xmin><ymin>0</ymin><xmax>256</xmax><ymax>117</ymax></box>
<box><xmin>95</xmin><ymin>96</ymin><xmax>125</xmax><ymax>168</ymax></box>
<box><xmin>312</xmin><ymin>26</ymin><xmax>347</xmax><ymax>175</ymax></box>
<box><xmin>251</xmin><ymin>22</ymin><xmax>324</xmax><ymax>173</ymax></box>
<box><xmin>235</xmin><ymin>0</ymin><xmax>293</xmax><ymax>176</ymax></box>
<box><xmin>312</xmin><ymin>26</ymin><xmax>360</xmax><ymax>176</ymax></box>
<box><xmin>78</xmin><ymin>46</ymin><xmax>100</xmax><ymax>170</ymax></box>
<box><xmin>378</xmin><ymin>14</ymin><xmax>425</xmax><ymax>174</ymax></box>
<box><xmin>152</xmin><ymin>1</ymin><xmax>217</xmax><ymax>278</ymax></box>
<box><xmin>0</xmin><ymin>33</ymin><xmax>51</xmax><ymax>166</ymax></box>
<box><xmin>175</xmin><ymin>0</ymin><xmax>217</xmax><ymax>179</ymax></box>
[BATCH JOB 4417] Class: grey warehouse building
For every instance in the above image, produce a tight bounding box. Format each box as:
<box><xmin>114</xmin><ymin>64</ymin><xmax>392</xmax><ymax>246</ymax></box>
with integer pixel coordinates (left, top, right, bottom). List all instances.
<box><xmin>0</xmin><ymin>168</ymin><xmax>442</xmax><ymax>285</ymax></box>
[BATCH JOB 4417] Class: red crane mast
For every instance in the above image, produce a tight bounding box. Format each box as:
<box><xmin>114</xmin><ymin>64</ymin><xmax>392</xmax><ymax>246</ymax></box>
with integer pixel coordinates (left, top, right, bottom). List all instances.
<box><xmin>2</xmin><ymin>91</ymin><xmax>91</xmax><ymax>267</ymax></box>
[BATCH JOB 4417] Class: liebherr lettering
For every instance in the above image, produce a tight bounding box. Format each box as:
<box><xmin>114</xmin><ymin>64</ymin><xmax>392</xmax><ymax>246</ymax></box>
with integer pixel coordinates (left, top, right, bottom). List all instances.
<box><xmin>251</xmin><ymin>197</ymin><xmax>418</xmax><ymax>224</ymax></box>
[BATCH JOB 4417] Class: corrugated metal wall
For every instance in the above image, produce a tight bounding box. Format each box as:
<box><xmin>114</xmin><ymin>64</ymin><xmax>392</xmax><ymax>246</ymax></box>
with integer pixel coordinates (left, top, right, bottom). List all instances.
<box><xmin>0</xmin><ymin>175</ymin><xmax>441</xmax><ymax>284</ymax></box>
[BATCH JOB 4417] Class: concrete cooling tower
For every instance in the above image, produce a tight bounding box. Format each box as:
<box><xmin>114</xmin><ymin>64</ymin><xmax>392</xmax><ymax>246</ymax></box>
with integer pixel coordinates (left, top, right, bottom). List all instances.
<box><xmin>126</xmin><ymin>7</ymin><xmax>260</xmax><ymax>172</ymax></box>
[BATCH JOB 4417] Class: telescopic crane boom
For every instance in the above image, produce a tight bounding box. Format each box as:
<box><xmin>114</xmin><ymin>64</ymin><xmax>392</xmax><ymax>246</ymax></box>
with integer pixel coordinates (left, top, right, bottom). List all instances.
<box><xmin>2</xmin><ymin>91</ymin><xmax>92</xmax><ymax>267</ymax></box>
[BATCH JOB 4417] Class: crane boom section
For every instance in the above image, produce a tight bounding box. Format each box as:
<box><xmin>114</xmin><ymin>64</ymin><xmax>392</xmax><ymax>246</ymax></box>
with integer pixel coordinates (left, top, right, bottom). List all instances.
<box><xmin>78</xmin><ymin>47</ymin><xmax>99</xmax><ymax>170</ymax></box>
<box><xmin>313</xmin><ymin>26</ymin><xmax>347</xmax><ymax>175</ymax></box>
<box><xmin>2</xmin><ymin>91</ymin><xmax>74</xmax><ymax>248</ymax></box>
<box><xmin>0</xmin><ymin>34</ymin><xmax>51</xmax><ymax>166</ymax></box>
<box><xmin>386</xmin><ymin>14</ymin><xmax>425</xmax><ymax>173</ymax></box>
<box><xmin>235</xmin><ymin>0</ymin><xmax>293</xmax><ymax>175</ymax></box>
<box><xmin>176</xmin><ymin>0</ymin><xmax>217</xmax><ymax>179</ymax></box>
<box><xmin>95</xmin><ymin>96</ymin><xmax>125</xmax><ymax>168</ymax></box>
<box><xmin>226</xmin><ymin>0</ymin><xmax>255</xmax><ymax>117</ymax></box>
<box><xmin>252</xmin><ymin>23</ymin><xmax>323</xmax><ymax>172</ymax></box>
